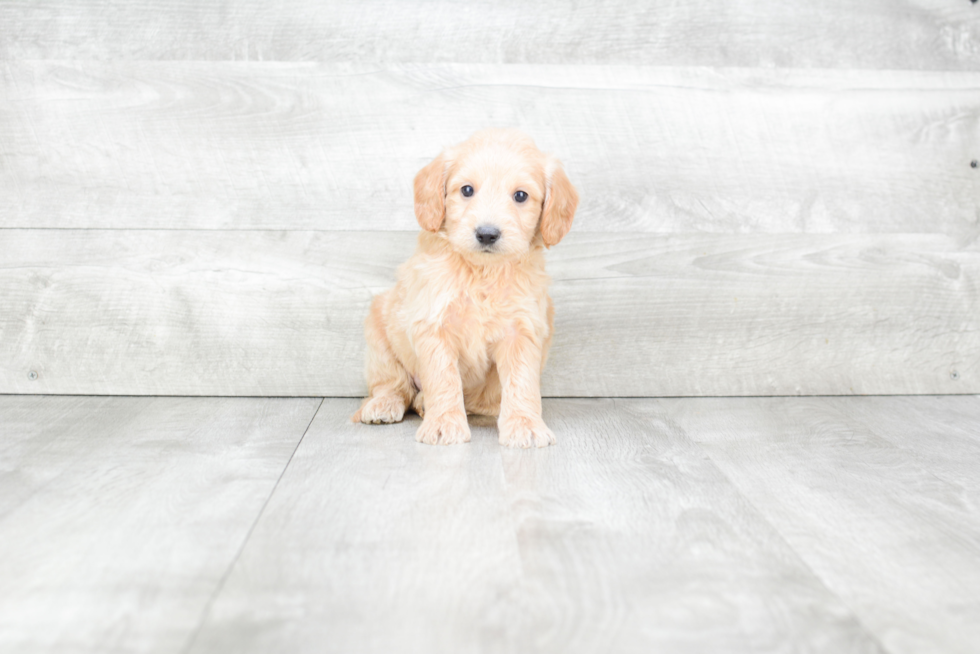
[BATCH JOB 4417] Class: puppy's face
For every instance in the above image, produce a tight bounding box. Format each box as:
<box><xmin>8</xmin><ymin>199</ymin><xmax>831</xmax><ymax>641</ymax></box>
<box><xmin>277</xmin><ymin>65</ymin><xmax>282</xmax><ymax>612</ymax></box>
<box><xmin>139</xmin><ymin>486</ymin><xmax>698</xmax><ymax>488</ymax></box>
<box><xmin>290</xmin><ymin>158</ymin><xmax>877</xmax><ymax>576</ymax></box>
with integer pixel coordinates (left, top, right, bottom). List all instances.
<box><xmin>443</xmin><ymin>141</ymin><xmax>545</xmax><ymax>260</ymax></box>
<box><xmin>414</xmin><ymin>130</ymin><xmax>578</xmax><ymax>262</ymax></box>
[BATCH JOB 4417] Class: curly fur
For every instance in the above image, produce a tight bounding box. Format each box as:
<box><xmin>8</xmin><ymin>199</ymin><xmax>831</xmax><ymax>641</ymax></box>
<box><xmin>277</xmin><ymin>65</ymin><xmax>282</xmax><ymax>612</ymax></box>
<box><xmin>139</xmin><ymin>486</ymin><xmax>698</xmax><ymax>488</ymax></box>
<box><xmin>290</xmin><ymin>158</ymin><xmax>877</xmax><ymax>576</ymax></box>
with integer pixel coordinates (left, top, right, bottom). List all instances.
<box><xmin>352</xmin><ymin>129</ymin><xmax>578</xmax><ymax>447</ymax></box>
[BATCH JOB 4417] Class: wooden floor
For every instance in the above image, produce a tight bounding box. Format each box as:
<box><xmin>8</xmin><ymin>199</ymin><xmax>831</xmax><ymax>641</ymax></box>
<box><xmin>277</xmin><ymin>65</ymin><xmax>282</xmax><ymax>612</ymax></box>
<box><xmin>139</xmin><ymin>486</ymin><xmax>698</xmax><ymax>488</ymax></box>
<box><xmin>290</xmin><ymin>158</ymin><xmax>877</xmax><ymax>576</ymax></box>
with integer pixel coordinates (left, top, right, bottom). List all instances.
<box><xmin>3</xmin><ymin>395</ymin><xmax>979</xmax><ymax>654</ymax></box>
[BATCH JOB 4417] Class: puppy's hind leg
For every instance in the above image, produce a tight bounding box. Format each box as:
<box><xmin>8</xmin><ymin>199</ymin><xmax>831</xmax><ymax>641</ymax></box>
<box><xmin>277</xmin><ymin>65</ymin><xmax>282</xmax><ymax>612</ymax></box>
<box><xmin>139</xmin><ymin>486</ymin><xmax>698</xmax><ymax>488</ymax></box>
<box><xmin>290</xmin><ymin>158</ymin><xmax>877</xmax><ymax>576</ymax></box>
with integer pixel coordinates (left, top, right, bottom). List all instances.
<box><xmin>352</xmin><ymin>295</ymin><xmax>414</xmax><ymax>424</ymax></box>
<box><xmin>411</xmin><ymin>390</ymin><xmax>425</xmax><ymax>419</ymax></box>
<box><xmin>465</xmin><ymin>364</ymin><xmax>501</xmax><ymax>417</ymax></box>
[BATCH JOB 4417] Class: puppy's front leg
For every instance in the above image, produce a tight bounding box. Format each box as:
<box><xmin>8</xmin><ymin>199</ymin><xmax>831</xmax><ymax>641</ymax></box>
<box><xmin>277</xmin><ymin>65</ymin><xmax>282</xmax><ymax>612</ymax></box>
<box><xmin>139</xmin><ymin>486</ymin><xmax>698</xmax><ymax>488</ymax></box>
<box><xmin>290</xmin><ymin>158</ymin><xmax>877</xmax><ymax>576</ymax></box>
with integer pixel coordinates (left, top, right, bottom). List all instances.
<box><xmin>495</xmin><ymin>335</ymin><xmax>555</xmax><ymax>448</ymax></box>
<box><xmin>414</xmin><ymin>332</ymin><xmax>471</xmax><ymax>445</ymax></box>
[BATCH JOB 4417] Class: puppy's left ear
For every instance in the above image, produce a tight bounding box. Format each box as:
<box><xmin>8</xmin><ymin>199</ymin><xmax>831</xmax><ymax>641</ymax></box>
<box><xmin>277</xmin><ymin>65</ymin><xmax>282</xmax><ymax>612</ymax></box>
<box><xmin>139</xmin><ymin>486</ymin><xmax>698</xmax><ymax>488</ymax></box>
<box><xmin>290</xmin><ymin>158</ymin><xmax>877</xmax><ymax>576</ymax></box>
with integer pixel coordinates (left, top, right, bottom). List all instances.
<box><xmin>414</xmin><ymin>152</ymin><xmax>449</xmax><ymax>232</ymax></box>
<box><xmin>540</xmin><ymin>157</ymin><xmax>578</xmax><ymax>248</ymax></box>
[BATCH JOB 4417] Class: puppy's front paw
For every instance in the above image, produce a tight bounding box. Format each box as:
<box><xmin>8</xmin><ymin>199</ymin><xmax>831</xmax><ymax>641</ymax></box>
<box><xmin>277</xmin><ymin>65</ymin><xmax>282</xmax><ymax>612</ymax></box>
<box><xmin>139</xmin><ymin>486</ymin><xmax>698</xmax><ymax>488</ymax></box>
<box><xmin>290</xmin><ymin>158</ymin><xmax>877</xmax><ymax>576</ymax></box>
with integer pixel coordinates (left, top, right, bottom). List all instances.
<box><xmin>416</xmin><ymin>412</ymin><xmax>471</xmax><ymax>445</ymax></box>
<box><xmin>353</xmin><ymin>394</ymin><xmax>406</xmax><ymax>424</ymax></box>
<box><xmin>498</xmin><ymin>416</ymin><xmax>556</xmax><ymax>449</ymax></box>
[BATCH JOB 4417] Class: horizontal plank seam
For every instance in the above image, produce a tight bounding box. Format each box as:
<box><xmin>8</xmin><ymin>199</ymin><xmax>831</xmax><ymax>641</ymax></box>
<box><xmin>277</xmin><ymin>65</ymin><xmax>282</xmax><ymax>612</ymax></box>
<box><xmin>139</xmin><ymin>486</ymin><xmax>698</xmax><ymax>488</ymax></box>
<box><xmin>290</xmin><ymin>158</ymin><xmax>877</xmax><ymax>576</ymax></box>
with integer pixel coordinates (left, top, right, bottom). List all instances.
<box><xmin>2</xmin><ymin>393</ymin><xmax>979</xmax><ymax>400</ymax></box>
<box><xmin>3</xmin><ymin>60</ymin><xmax>980</xmax><ymax>76</ymax></box>
<box><xmin>0</xmin><ymin>227</ymin><xmax>425</xmax><ymax>233</ymax></box>
<box><xmin>0</xmin><ymin>227</ymin><xmax>970</xmax><ymax>234</ymax></box>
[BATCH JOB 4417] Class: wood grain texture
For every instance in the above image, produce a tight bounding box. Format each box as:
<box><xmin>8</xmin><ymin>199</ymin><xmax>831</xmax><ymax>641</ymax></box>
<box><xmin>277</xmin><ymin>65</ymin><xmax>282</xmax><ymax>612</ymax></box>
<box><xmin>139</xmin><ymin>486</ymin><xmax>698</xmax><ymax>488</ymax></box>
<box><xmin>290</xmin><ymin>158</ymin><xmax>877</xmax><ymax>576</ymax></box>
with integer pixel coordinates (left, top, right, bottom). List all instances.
<box><xmin>5</xmin><ymin>397</ymin><xmax>980</xmax><ymax>652</ymax></box>
<box><xmin>0</xmin><ymin>229</ymin><xmax>404</xmax><ymax>397</ymax></box>
<box><xmin>843</xmin><ymin>395</ymin><xmax>980</xmax><ymax>501</ymax></box>
<box><xmin>188</xmin><ymin>398</ymin><xmax>884</xmax><ymax>654</ymax></box>
<box><xmin>185</xmin><ymin>400</ymin><xmax>527</xmax><ymax>654</ymax></box>
<box><xmin>0</xmin><ymin>395</ymin><xmax>321</xmax><ymax>654</ymax></box>
<box><xmin>1</xmin><ymin>0</ymin><xmax>978</xmax><ymax>70</ymax></box>
<box><xmin>3</xmin><ymin>62</ymin><xmax>979</xmax><ymax>236</ymax></box>
<box><xmin>547</xmin><ymin>232</ymin><xmax>980</xmax><ymax>397</ymax></box>
<box><xmin>655</xmin><ymin>396</ymin><xmax>980</xmax><ymax>654</ymax></box>
<box><xmin>496</xmin><ymin>399</ymin><xmax>884</xmax><ymax>653</ymax></box>
<box><xmin>2</xmin><ymin>230</ymin><xmax>976</xmax><ymax>397</ymax></box>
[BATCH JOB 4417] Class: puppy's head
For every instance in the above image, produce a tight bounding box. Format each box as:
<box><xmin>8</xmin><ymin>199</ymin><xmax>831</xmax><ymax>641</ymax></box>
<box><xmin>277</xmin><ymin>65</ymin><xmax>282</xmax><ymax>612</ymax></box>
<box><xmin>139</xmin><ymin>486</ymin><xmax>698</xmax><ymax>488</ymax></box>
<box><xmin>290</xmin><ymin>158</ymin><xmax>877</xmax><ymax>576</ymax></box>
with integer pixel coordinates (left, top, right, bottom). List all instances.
<box><xmin>414</xmin><ymin>129</ymin><xmax>578</xmax><ymax>262</ymax></box>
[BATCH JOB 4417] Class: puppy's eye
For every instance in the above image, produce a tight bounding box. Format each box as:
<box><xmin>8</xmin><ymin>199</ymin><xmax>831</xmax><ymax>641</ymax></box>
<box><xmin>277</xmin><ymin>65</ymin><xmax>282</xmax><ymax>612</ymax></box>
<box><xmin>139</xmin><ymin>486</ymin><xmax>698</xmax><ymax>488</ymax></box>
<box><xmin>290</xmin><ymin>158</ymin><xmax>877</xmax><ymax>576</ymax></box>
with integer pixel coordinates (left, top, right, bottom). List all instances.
<box><xmin>513</xmin><ymin>190</ymin><xmax>528</xmax><ymax>203</ymax></box>
<box><xmin>461</xmin><ymin>185</ymin><xmax>474</xmax><ymax>197</ymax></box>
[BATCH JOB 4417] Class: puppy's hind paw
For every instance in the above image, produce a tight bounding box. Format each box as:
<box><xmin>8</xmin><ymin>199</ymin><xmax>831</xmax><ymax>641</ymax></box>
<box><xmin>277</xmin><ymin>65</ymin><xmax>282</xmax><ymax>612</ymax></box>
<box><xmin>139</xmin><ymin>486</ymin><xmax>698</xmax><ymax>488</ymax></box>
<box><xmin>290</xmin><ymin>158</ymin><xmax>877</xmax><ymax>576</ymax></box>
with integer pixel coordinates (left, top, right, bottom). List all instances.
<box><xmin>415</xmin><ymin>412</ymin><xmax>471</xmax><ymax>445</ymax></box>
<box><xmin>498</xmin><ymin>417</ymin><xmax>556</xmax><ymax>449</ymax></box>
<box><xmin>353</xmin><ymin>395</ymin><xmax>407</xmax><ymax>424</ymax></box>
<box><xmin>411</xmin><ymin>391</ymin><xmax>425</xmax><ymax>419</ymax></box>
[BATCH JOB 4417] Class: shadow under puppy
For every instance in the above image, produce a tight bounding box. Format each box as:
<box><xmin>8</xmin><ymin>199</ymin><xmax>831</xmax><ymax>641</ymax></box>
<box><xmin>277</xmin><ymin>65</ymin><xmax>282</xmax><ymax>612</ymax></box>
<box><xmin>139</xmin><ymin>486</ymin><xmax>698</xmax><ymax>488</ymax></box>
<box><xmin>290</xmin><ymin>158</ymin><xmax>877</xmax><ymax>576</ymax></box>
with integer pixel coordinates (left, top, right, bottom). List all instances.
<box><xmin>352</xmin><ymin>129</ymin><xmax>578</xmax><ymax>447</ymax></box>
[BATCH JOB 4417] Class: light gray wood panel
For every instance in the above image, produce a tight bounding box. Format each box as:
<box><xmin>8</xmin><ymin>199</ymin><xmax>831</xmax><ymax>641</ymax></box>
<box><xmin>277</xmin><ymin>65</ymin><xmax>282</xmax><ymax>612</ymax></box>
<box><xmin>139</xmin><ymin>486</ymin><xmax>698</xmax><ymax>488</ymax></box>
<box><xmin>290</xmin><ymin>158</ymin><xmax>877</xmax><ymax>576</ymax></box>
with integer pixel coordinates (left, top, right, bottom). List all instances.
<box><xmin>1</xmin><ymin>1</ymin><xmax>978</xmax><ymax>70</ymax></box>
<box><xmin>185</xmin><ymin>400</ymin><xmax>528</xmax><ymax>654</ymax></box>
<box><xmin>0</xmin><ymin>229</ymin><xmax>405</xmax><ymax>397</ymax></box>
<box><xmin>546</xmin><ymin>232</ymin><xmax>980</xmax><ymax>396</ymax></box>
<box><xmin>0</xmin><ymin>395</ymin><xmax>321</xmax><ymax>654</ymax></box>
<box><xmin>497</xmin><ymin>399</ymin><xmax>884</xmax><ymax>653</ymax></box>
<box><xmin>2</xmin><ymin>230</ymin><xmax>977</xmax><ymax>397</ymax></box>
<box><xmin>189</xmin><ymin>399</ymin><xmax>884</xmax><ymax>653</ymax></box>
<box><xmin>842</xmin><ymin>396</ymin><xmax>980</xmax><ymax>500</ymax></box>
<box><xmin>3</xmin><ymin>62</ymin><xmax>979</xmax><ymax>236</ymax></box>
<box><xmin>656</xmin><ymin>396</ymin><xmax>980</xmax><ymax>654</ymax></box>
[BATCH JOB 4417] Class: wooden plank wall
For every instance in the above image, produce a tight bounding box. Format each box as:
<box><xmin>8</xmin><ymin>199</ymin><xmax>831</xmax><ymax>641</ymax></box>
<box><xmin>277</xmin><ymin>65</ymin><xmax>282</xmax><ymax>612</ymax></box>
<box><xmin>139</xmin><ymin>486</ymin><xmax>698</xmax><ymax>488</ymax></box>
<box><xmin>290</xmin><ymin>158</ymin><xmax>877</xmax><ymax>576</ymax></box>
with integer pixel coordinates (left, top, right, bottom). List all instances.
<box><xmin>1</xmin><ymin>1</ymin><xmax>978</xmax><ymax>396</ymax></box>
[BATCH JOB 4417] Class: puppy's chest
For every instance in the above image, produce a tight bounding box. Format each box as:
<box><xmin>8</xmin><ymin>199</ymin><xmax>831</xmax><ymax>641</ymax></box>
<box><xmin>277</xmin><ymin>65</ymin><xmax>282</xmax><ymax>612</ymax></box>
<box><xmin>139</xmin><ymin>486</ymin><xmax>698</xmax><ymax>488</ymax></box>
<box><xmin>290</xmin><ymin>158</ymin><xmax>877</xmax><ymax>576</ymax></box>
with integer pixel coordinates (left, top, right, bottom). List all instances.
<box><xmin>444</xmin><ymin>287</ymin><xmax>519</xmax><ymax>340</ymax></box>
<box><xmin>439</xmin><ymin>291</ymin><xmax>516</xmax><ymax>381</ymax></box>
<box><xmin>441</xmin><ymin>277</ymin><xmax>542</xmax><ymax>347</ymax></box>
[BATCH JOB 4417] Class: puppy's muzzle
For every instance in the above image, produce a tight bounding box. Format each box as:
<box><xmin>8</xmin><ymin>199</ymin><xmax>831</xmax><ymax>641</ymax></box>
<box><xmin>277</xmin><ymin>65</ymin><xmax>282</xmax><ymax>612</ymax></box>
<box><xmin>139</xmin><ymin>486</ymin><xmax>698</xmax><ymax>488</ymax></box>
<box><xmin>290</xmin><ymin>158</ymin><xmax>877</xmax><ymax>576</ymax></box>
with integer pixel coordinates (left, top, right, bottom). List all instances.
<box><xmin>475</xmin><ymin>225</ymin><xmax>501</xmax><ymax>249</ymax></box>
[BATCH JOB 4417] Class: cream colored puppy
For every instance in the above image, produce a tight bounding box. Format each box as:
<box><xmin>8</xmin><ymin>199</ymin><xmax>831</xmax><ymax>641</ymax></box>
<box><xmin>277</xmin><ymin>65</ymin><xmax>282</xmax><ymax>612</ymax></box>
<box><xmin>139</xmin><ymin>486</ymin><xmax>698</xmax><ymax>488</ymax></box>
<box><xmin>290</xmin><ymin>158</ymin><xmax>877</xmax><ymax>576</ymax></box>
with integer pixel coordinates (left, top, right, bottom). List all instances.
<box><xmin>352</xmin><ymin>129</ymin><xmax>578</xmax><ymax>447</ymax></box>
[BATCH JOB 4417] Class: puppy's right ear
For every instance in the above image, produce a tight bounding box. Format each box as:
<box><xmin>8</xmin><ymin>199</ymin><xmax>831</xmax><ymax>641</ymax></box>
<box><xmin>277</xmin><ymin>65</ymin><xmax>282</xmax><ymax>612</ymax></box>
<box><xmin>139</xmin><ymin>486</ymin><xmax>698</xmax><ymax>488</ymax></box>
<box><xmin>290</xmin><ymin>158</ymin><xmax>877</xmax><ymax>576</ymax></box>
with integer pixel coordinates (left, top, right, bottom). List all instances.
<box><xmin>540</xmin><ymin>157</ymin><xmax>578</xmax><ymax>248</ymax></box>
<box><xmin>414</xmin><ymin>153</ymin><xmax>448</xmax><ymax>232</ymax></box>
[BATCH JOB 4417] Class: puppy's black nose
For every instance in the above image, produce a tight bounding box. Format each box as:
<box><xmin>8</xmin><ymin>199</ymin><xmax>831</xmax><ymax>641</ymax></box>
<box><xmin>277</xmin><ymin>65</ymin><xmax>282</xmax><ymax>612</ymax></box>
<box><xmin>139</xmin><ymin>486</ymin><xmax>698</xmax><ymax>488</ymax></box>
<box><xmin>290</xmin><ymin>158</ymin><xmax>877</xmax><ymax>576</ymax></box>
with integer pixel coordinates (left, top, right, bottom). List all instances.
<box><xmin>475</xmin><ymin>225</ymin><xmax>501</xmax><ymax>246</ymax></box>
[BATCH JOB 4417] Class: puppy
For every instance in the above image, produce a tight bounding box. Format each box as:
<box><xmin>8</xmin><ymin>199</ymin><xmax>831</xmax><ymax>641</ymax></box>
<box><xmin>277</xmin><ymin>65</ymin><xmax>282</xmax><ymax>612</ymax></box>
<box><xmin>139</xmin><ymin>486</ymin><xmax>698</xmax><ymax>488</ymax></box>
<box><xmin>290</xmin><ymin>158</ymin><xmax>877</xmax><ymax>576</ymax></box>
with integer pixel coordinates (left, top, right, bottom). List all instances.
<box><xmin>352</xmin><ymin>129</ymin><xmax>578</xmax><ymax>447</ymax></box>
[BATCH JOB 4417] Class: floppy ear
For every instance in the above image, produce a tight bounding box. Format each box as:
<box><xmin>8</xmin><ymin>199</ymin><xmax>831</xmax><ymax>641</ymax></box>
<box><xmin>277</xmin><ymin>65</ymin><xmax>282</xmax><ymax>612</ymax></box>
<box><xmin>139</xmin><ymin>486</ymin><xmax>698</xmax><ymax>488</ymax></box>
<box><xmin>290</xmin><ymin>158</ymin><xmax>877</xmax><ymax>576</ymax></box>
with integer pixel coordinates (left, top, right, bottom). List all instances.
<box><xmin>413</xmin><ymin>153</ymin><xmax>448</xmax><ymax>232</ymax></box>
<box><xmin>540</xmin><ymin>157</ymin><xmax>578</xmax><ymax>247</ymax></box>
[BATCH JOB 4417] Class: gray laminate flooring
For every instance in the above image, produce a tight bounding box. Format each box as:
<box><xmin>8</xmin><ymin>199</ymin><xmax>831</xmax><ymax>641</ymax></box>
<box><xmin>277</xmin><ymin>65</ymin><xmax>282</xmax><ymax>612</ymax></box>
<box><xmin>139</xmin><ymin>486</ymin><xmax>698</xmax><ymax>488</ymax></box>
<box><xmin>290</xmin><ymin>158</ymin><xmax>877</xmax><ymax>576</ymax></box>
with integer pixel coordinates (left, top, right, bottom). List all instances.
<box><xmin>2</xmin><ymin>395</ymin><xmax>978</xmax><ymax>654</ymax></box>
